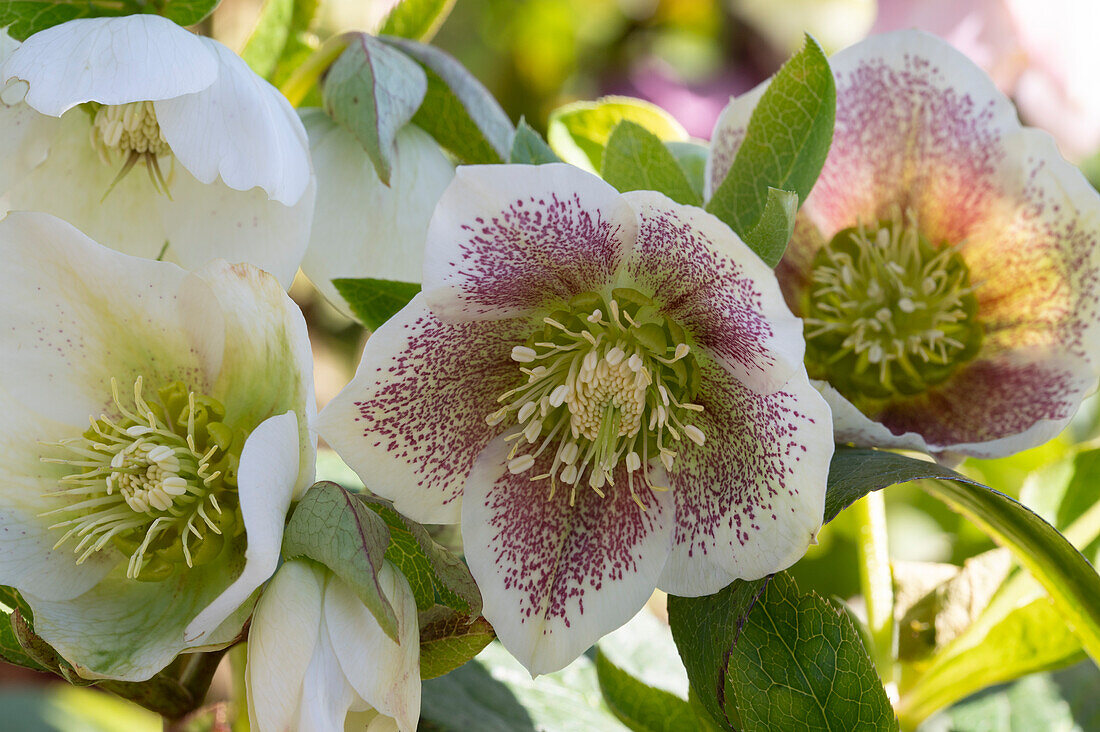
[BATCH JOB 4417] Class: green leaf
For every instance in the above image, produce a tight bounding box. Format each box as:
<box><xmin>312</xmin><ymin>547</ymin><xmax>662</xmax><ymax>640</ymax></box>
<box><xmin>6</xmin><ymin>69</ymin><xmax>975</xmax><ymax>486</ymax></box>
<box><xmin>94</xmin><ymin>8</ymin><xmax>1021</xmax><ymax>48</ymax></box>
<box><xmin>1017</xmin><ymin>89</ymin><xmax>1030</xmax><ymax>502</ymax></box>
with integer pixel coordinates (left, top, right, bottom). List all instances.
<box><xmin>381</xmin><ymin>37</ymin><xmax>514</xmax><ymax>164</ymax></box>
<box><xmin>421</xmin><ymin>642</ymin><xmax>627</xmax><ymax>731</ymax></box>
<box><xmin>322</xmin><ymin>33</ymin><xmax>427</xmax><ymax>185</ymax></box>
<box><xmin>331</xmin><ymin>277</ymin><xmax>420</xmax><ymax>330</ymax></box>
<box><xmin>265</xmin><ymin>0</ymin><xmax>322</xmax><ymax>93</ymax></box>
<box><xmin>239</xmin><ymin>0</ymin><xmax>294</xmax><ymax>79</ymax></box>
<box><xmin>601</xmin><ymin>121</ymin><xmax>701</xmax><ymax>206</ymax></box>
<box><xmin>595</xmin><ymin>650</ymin><xmax>697</xmax><ymax>732</ymax></box>
<box><xmin>706</xmin><ymin>35</ymin><xmax>834</xmax><ymax>263</ymax></box>
<box><xmin>379</xmin><ymin>0</ymin><xmax>456</xmax><ymax>42</ymax></box>
<box><xmin>740</xmin><ymin>187</ymin><xmax>797</xmax><ymax>266</ymax></box>
<box><xmin>418</xmin><ymin>609</ymin><xmax>495</xmax><ymax>680</ymax></box>
<box><xmin>0</xmin><ymin>588</ymin><xmax>46</xmax><ymax>673</ymax></box>
<box><xmin>510</xmin><ymin>119</ymin><xmax>561</xmax><ymax>165</ymax></box>
<box><xmin>360</xmin><ymin>493</ymin><xmax>482</xmax><ymax>616</ymax></box>
<box><xmin>669</xmin><ymin>447</ymin><xmax>981</xmax><ymax>729</ymax></box>
<box><xmin>282</xmin><ymin>482</ymin><xmax>398</xmax><ymax>641</ymax></box>
<box><xmin>730</xmin><ymin>574</ymin><xmax>898</xmax><ymax>731</ymax></box>
<box><xmin>664</xmin><ymin>141</ymin><xmax>708</xmax><ymax>202</ymax></box>
<box><xmin>547</xmin><ymin>96</ymin><xmax>689</xmax><ymax>173</ymax></box>
<box><xmin>0</xmin><ymin>0</ymin><xmax>221</xmax><ymax>41</ymax></box>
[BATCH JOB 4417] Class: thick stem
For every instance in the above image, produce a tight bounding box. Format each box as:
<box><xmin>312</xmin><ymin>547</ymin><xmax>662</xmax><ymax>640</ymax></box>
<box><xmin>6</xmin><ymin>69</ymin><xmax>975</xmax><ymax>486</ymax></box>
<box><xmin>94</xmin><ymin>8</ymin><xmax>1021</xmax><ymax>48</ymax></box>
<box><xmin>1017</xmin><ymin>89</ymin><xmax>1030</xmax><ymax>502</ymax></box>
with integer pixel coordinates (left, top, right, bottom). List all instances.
<box><xmin>229</xmin><ymin>643</ymin><xmax>251</xmax><ymax>732</ymax></box>
<box><xmin>854</xmin><ymin>491</ymin><xmax>897</xmax><ymax>698</ymax></box>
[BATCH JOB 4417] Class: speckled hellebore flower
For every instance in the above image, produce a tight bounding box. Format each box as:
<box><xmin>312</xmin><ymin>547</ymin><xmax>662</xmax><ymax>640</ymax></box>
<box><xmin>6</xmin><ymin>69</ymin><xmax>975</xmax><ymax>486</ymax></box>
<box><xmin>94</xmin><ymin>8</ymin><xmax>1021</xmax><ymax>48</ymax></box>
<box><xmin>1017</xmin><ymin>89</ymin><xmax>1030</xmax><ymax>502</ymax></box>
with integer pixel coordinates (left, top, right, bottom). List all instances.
<box><xmin>0</xmin><ymin>212</ymin><xmax>316</xmax><ymax>680</ymax></box>
<box><xmin>708</xmin><ymin>30</ymin><xmax>1100</xmax><ymax>459</ymax></box>
<box><xmin>246</xmin><ymin>560</ymin><xmax>420</xmax><ymax>732</ymax></box>
<box><xmin>0</xmin><ymin>15</ymin><xmax>314</xmax><ymax>288</ymax></box>
<box><xmin>298</xmin><ymin>109</ymin><xmax>454</xmax><ymax>317</ymax></box>
<box><xmin>319</xmin><ymin>164</ymin><xmax>833</xmax><ymax>674</ymax></box>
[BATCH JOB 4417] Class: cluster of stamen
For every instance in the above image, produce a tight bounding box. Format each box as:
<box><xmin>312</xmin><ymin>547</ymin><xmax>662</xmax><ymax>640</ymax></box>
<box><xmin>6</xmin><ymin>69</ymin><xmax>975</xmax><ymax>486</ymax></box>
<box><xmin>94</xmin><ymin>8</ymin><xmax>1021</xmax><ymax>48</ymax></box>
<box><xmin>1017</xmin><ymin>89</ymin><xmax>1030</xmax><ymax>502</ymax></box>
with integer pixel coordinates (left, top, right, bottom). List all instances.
<box><xmin>803</xmin><ymin>210</ymin><xmax>982</xmax><ymax>406</ymax></box>
<box><xmin>489</xmin><ymin>289</ymin><xmax>705</xmax><ymax>509</ymax></box>
<box><xmin>41</xmin><ymin>378</ymin><xmax>242</xmax><ymax>580</ymax></box>
<box><xmin>90</xmin><ymin>101</ymin><xmax>172</xmax><ymax>195</ymax></box>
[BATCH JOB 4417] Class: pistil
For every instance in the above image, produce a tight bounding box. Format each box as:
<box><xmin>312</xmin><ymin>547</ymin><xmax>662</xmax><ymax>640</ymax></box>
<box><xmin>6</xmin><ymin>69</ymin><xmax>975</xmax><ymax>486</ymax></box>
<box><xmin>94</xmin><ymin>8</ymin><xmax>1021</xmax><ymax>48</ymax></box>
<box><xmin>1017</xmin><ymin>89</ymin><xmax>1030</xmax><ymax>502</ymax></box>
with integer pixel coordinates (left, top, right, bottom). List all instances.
<box><xmin>491</xmin><ymin>289</ymin><xmax>705</xmax><ymax>508</ymax></box>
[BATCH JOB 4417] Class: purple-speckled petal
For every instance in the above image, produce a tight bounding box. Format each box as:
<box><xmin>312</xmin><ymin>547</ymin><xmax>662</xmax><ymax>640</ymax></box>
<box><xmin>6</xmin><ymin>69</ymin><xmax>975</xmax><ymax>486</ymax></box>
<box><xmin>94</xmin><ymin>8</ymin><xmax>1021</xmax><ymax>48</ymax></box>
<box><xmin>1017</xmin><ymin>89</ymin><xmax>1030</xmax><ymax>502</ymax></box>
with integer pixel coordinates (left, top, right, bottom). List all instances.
<box><xmin>421</xmin><ymin>164</ymin><xmax>638</xmax><ymax>322</ymax></box>
<box><xmin>703</xmin><ymin>82</ymin><xmax>766</xmax><ymax>202</ymax></box>
<box><xmin>462</xmin><ymin>436</ymin><xmax>674</xmax><ymax>676</ymax></box>
<box><xmin>317</xmin><ymin>296</ymin><xmax>529</xmax><ymax>524</ymax></box>
<box><xmin>622</xmin><ymin>191</ymin><xmax>805</xmax><ymax>394</ymax></box>
<box><xmin>657</xmin><ymin>358</ymin><xmax>832</xmax><ymax>596</ymax></box>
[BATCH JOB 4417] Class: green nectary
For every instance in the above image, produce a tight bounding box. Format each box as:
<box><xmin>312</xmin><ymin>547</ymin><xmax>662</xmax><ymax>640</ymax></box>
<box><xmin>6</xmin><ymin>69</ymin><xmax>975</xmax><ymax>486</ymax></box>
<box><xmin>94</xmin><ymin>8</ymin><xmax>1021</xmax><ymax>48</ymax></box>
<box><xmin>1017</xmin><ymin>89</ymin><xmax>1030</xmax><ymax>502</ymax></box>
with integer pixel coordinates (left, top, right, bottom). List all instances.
<box><xmin>489</xmin><ymin>287</ymin><xmax>705</xmax><ymax>507</ymax></box>
<box><xmin>42</xmin><ymin>378</ymin><xmax>245</xmax><ymax>582</ymax></box>
<box><xmin>802</xmin><ymin>215</ymin><xmax>983</xmax><ymax>408</ymax></box>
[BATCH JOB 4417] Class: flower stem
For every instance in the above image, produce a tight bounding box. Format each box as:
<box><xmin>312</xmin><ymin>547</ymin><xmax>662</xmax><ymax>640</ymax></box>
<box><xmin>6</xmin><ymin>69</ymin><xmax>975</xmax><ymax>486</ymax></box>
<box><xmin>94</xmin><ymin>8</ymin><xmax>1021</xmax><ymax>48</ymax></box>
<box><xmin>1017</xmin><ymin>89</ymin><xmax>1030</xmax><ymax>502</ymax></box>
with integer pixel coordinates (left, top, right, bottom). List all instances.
<box><xmin>229</xmin><ymin>643</ymin><xmax>250</xmax><ymax>732</ymax></box>
<box><xmin>279</xmin><ymin>34</ymin><xmax>355</xmax><ymax>107</ymax></box>
<box><xmin>854</xmin><ymin>491</ymin><xmax>897</xmax><ymax>698</ymax></box>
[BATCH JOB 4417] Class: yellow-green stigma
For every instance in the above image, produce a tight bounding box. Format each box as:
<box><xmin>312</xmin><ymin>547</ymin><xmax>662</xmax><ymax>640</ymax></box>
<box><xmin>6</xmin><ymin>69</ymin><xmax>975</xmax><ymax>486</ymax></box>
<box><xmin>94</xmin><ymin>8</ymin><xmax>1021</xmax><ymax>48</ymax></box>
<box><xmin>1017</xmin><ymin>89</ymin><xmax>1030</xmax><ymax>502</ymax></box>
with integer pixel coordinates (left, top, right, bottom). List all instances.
<box><xmin>42</xmin><ymin>378</ymin><xmax>243</xmax><ymax>581</ymax></box>
<box><xmin>490</xmin><ymin>288</ymin><xmax>705</xmax><ymax>509</ymax></box>
<box><xmin>803</xmin><ymin>212</ymin><xmax>982</xmax><ymax>407</ymax></box>
<box><xmin>90</xmin><ymin>101</ymin><xmax>172</xmax><ymax>195</ymax></box>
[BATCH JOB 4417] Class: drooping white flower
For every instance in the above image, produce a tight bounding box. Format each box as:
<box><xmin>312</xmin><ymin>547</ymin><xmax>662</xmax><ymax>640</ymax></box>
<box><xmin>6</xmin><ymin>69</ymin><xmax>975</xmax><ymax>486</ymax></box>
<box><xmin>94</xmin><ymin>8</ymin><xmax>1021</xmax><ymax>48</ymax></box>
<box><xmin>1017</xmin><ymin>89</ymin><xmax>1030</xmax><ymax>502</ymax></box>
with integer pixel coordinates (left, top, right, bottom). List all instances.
<box><xmin>708</xmin><ymin>30</ymin><xmax>1100</xmax><ymax>459</ymax></box>
<box><xmin>0</xmin><ymin>16</ymin><xmax>315</xmax><ymax>288</ymax></box>
<box><xmin>319</xmin><ymin>163</ymin><xmax>833</xmax><ymax>675</ymax></box>
<box><xmin>298</xmin><ymin>109</ymin><xmax>454</xmax><ymax>317</ymax></box>
<box><xmin>246</xmin><ymin>559</ymin><xmax>420</xmax><ymax>732</ymax></box>
<box><xmin>0</xmin><ymin>211</ymin><xmax>316</xmax><ymax>680</ymax></box>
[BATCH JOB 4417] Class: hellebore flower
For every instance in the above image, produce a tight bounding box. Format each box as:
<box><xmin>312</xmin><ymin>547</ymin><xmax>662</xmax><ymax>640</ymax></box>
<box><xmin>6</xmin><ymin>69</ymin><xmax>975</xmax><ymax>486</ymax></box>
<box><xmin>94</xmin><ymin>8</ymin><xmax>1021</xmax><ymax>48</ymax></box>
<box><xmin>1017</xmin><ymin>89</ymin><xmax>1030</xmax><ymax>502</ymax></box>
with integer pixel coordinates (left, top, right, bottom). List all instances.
<box><xmin>0</xmin><ymin>15</ymin><xmax>314</xmax><ymax>288</ymax></box>
<box><xmin>0</xmin><ymin>212</ymin><xmax>316</xmax><ymax>680</ymax></box>
<box><xmin>299</xmin><ymin>110</ymin><xmax>454</xmax><ymax>318</ymax></box>
<box><xmin>708</xmin><ymin>30</ymin><xmax>1100</xmax><ymax>459</ymax></box>
<box><xmin>246</xmin><ymin>559</ymin><xmax>420</xmax><ymax>732</ymax></box>
<box><xmin>319</xmin><ymin>163</ymin><xmax>833</xmax><ymax>674</ymax></box>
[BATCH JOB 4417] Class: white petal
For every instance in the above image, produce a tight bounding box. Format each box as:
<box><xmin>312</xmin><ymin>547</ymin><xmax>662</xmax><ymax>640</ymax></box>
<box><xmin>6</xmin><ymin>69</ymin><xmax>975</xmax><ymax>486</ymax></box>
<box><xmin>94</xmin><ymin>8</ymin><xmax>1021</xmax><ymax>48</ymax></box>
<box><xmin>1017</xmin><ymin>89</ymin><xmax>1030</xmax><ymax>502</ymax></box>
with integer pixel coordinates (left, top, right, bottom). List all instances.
<box><xmin>3</xmin><ymin>109</ymin><xmax>169</xmax><ymax>260</ymax></box>
<box><xmin>300</xmin><ymin>111</ymin><xmax>454</xmax><ymax>316</ymax></box>
<box><xmin>298</xmin><ymin>612</ymin><xmax>361</xmax><ymax>732</ymax></box>
<box><xmin>325</xmin><ymin>565</ymin><xmax>420</xmax><ymax>732</ymax></box>
<box><xmin>462</xmin><ymin>435</ymin><xmax>675</xmax><ymax>676</ymax></box>
<box><xmin>2</xmin><ymin>16</ymin><xmax>217</xmax><ymax>116</ymax></box>
<box><xmin>185</xmin><ymin>411</ymin><xmax>300</xmax><ymax>642</ymax></box>
<box><xmin>247</xmin><ymin>560</ymin><xmax>325</xmax><ymax>732</ymax></box>
<box><xmin>421</xmin><ymin>163</ymin><xmax>638</xmax><ymax>322</ymax></box>
<box><xmin>159</xmin><ymin>168</ymin><xmax>315</xmax><ymax>290</ymax></box>
<box><xmin>156</xmin><ymin>38</ymin><xmax>311</xmax><ymax>206</ymax></box>
<box><xmin>704</xmin><ymin>82</ymin><xmax>767</xmax><ymax>202</ymax></box>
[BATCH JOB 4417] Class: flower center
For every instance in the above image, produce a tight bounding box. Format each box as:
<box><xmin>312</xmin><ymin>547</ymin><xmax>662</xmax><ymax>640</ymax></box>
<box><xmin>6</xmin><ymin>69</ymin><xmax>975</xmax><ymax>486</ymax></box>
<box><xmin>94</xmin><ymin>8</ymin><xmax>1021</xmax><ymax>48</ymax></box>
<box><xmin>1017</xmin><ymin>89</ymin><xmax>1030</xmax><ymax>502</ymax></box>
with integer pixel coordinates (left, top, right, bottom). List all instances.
<box><xmin>490</xmin><ymin>288</ymin><xmax>705</xmax><ymax>508</ymax></box>
<box><xmin>41</xmin><ymin>377</ymin><xmax>243</xmax><ymax>581</ymax></box>
<box><xmin>802</xmin><ymin>212</ymin><xmax>982</xmax><ymax>407</ymax></box>
<box><xmin>90</xmin><ymin>101</ymin><xmax>172</xmax><ymax>195</ymax></box>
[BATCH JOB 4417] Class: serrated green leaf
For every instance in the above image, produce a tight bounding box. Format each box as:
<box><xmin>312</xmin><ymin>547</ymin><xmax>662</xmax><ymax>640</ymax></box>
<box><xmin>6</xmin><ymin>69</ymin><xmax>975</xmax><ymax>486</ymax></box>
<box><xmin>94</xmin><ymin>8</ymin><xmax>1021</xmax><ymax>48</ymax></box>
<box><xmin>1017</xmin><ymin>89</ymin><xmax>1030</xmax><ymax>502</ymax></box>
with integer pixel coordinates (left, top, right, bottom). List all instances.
<box><xmin>381</xmin><ymin>36</ymin><xmax>514</xmax><ymax>164</ymax></box>
<box><xmin>595</xmin><ymin>649</ymin><xmax>697</xmax><ymax>732</ymax></box>
<box><xmin>547</xmin><ymin>96</ymin><xmax>688</xmax><ymax>174</ymax></box>
<box><xmin>282</xmin><ymin>482</ymin><xmax>398</xmax><ymax>641</ymax></box>
<box><xmin>0</xmin><ymin>0</ymin><xmax>221</xmax><ymax>41</ymax></box>
<box><xmin>418</xmin><ymin>609</ymin><xmax>495</xmax><ymax>679</ymax></box>
<box><xmin>360</xmin><ymin>493</ymin><xmax>481</xmax><ymax>615</ymax></box>
<box><xmin>239</xmin><ymin>0</ymin><xmax>293</xmax><ymax>78</ymax></box>
<box><xmin>510</xmin><ymin>119</ymin><xmax>561</xmax><ymax>165</ymax></box>
<box><xmin>730</xmin><ymin>574</ymin><xmax>898</xmax><ymax>731</ymax></box>
<box><xmin>740</xmin><ymin>187</ymin><xmax>797</xmax><ymax>266</ymax></box>
<box><xmin>0</xmin><ymin>610</ymin><xmax>46</xmax><ymax>673</ymax></box>
<box><xmin>601</xmin><ymin>121</ymin><xmax>701</xmax><ymax>206</ymax></box>
<box><xmin>331</xmin><ymin>277</ymin><xmax>420</xmax><ymax>330</ymax></box>
<box><xmin>379</xmin><ymin>0</ymin><xmax>455</xmax><ymax>42</ymax></box>
<box><xmin>322</xmin><ymin>33</ymin><xmax>427</xmax><ymax>185</ymax></box>
<box><xmin>706</xmin><ymin>35</ymin><xmax>834</xmax><ymax>264</ymax></box>
<box><xmin>664</xmin><ymin>141</ymin><xmax>708</xmax><ymax>202</ymax></box>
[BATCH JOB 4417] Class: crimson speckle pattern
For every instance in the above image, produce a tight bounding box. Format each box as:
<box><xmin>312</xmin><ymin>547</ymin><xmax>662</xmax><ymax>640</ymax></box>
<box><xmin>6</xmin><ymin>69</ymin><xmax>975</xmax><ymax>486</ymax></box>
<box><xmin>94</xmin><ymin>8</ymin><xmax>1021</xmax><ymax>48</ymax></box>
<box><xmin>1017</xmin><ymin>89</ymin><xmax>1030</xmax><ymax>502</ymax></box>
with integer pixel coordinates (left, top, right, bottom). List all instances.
<box><xmin>626</xmin><ymin>204</ymin><xmax>778</xmax><ymax>380</ymax></box>
<box><xmin>351</xmin><ymin>309</ymin><xmax>530</xmax><ymax>510</ymax></box>
<box><xmin>449</xmin><ymin>190</ymin><xmax>629</xmax><ymax>316</ymax></box>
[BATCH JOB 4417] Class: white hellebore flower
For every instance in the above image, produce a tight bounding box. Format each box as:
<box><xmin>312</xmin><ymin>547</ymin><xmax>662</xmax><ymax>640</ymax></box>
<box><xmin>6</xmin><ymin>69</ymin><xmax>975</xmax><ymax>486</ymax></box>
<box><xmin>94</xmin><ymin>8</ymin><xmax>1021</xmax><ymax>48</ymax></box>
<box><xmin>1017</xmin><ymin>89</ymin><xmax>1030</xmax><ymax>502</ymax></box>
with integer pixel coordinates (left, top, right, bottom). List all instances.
<box><xmin>0</xmin><ymin>15</ymin><xmax>314</xmax><ymax>288</ymax></box>
<box><xmin>298</xmin><ymin>109</ymin><xmax>454</xmax><ymax>318</ymax></box>
<box><xmin>320</xmin><ymin>164</ymin><xmax>834</xmax><ymax>675</ymax></box>
<box><xmin>247</xmin><ymin>559</ymin><xmax>420</xmax><ymax>732</ymax></box>
<box><xmin>0</xmin><ymin>211</ymin><xmax>316</xmax><ymax>680</ymax></box>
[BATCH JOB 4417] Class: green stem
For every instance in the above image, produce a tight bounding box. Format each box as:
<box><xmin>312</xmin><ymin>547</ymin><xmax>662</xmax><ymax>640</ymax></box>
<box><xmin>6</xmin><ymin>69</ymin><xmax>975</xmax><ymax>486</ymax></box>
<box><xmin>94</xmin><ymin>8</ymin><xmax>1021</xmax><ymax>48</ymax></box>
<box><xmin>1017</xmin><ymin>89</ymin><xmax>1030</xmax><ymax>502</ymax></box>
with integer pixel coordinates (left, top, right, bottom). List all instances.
<box><xmin>278</xmin><ymin>33</ymin><xmax>355</xmax><ymax>107</ymax></box>
<box><xmin>229</xmin><ymin>643</ymin><xmax>250</xmax><ymax>732</ymax></box>
<box><xmin>854</xmin><ymin>491</ymin><xmax>897</xmax><ymax>694</ymax></box>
